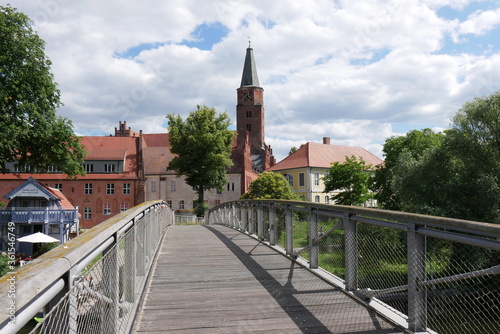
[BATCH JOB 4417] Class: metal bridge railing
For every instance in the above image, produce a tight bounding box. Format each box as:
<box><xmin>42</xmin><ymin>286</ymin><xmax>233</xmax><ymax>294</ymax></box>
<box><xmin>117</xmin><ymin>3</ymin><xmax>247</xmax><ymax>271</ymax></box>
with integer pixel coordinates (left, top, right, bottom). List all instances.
<box><xmin>0</xmin><ymin>200</ymin><xmax>172</xmax><ymax>334</ymax></box>
<box><xmin>174</xmin><ymin>214</ymin><xmax>205</xmax><ymax>225</ymax></box>
<box><xmin>208</xmin><ymin>200</ymin><xmax>500</xmax><ymax>334</ymax></box>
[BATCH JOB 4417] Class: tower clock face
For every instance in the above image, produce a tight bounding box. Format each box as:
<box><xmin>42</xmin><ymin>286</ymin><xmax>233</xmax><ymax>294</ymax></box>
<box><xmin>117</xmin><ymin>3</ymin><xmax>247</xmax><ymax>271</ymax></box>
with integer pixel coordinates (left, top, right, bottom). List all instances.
<box><xmin>244</xmin><ymin>92</ymin><xmax>253</xmax><ymax>101</ymax></box>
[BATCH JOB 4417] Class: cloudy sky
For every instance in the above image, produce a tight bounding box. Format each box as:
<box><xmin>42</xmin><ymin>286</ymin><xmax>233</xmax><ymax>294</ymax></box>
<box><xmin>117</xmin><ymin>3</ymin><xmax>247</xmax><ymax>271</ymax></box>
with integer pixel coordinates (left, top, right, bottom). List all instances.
<box><xmin>12</xmin><ymin>0</ymin><xmax>500</xmax><ymax>162</ymax></box>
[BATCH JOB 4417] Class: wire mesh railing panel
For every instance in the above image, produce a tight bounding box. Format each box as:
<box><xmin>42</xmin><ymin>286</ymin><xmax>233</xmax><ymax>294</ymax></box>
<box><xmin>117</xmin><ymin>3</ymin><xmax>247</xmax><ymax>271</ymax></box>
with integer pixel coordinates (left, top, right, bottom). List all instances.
<box><xmin>425</xmin><ymin>236</ymin><xmax>500</xmax><ymax>334</ymax></box>
<box><xmin>275</xmin><ymin>208</ymin><xmax>286</xmax><ymax>249</ymax></box>
<box><xmin>357</xmin><ymin>222</ymin><xmax>408</xmax><ymax>314</ymax></box>
<box><xmin>292</xmin><ymin>211</ymin><xmax>310</xmax><ymax>261</ymax></box>
<box><xmin>317</xmin><ymin>216</ymin><xmax>346</xmax><ymax>280</ymax></box>
<box><xmin>30</xmin><ymin>203</ymin><xmax>171</xmax><ymax>334</ymax></box>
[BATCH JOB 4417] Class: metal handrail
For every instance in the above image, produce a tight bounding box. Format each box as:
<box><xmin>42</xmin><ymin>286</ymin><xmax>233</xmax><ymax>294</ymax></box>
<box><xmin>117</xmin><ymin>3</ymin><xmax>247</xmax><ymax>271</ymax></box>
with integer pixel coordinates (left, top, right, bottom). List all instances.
<box><xmin>0</xmin><ymin>200</ymin><xmax>172</xmax><ymax>334</ymax></box>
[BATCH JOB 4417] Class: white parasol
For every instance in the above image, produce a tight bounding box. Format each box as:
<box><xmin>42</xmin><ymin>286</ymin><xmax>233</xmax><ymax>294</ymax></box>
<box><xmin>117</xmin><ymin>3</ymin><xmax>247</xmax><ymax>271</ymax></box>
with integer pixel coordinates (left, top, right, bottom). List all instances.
<box><xmin>18</xmin><ymin>232</ymin><xmax>60</xmax><ymax>243</ymax></box>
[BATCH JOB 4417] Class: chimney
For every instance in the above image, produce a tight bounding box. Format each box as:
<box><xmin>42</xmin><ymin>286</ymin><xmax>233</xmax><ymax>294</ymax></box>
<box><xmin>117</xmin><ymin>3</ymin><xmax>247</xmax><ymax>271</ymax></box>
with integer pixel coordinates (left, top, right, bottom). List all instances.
<box><xmin>323</xmin><ymin>137</ymin><xmax>331</xmax><ymax>145</ymax></box>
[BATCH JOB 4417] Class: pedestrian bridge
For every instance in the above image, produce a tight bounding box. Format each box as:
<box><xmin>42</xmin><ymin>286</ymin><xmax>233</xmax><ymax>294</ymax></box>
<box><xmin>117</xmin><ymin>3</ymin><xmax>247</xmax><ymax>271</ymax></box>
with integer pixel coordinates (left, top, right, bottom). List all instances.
<box><xmin>1</xmin><ymin>200</ymin><xmax>499</xmax><ymax>334</ymax></box>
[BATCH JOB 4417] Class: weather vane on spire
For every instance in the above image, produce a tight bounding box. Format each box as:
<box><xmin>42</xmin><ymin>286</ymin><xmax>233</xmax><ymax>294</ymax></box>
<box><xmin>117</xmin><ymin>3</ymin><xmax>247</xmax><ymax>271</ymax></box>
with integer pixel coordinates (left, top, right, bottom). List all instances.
<box><xmin>247</xmin><ymin>36</ymin><xmax>251</xmax><ymax>48</ymax></box>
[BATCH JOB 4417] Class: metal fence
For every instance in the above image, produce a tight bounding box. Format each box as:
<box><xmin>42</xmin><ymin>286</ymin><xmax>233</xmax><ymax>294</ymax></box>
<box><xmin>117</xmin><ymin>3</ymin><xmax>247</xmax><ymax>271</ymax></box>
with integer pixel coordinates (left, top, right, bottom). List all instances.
<box><xmin>208</xmin><ymin>200</ymin><xmax>500</xmax><ymax>334</ymax></box>
<box><xmin>174</xmin><ymin>214</ymin><xmax>205</xmax><ymax>225</ymax></box>
<box><xmin>0</xmin><ymin>200</ymin><xmax>172</xmax><ymax>334</ymax></box>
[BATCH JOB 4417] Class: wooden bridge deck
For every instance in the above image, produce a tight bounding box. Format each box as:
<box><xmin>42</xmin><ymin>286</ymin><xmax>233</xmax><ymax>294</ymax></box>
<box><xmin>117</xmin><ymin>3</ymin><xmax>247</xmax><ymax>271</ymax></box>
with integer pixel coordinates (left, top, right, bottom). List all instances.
<box><xmin>134</xmin><ymin>225</ymin><xmax>402</xmax><ymax>334</ymax></box>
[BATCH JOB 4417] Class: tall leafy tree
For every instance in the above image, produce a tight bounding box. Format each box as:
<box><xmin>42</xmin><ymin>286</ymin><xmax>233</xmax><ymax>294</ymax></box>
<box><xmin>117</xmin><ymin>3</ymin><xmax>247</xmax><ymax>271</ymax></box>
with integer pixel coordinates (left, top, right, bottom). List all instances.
<box><xmin>241</xmin><ymin>172</ymin><xmax>299</xmax><ymax>200</ymax></box>
<box><xmin>0</xmin><ymin>5</ymin><xmax>85</xmax><ymax>177</ymax></box>
<box><xmin>373</xmin><ymin>129</ymin><xmax>444</xmax><ymax>210</ymax></box>
<box><xmin>323</xmin><ymin>155</ymin><xmax>373</xmax><ymax>206</ymax></box>
<box><xmin>167</xmin><ymin>105</ymin><xmax>234</xmax><ymax>208</ymax></box>
<box><xmin>377</xmin><ymin>92</ymin><xmax>500</xmax><ymax>223</ymax></box>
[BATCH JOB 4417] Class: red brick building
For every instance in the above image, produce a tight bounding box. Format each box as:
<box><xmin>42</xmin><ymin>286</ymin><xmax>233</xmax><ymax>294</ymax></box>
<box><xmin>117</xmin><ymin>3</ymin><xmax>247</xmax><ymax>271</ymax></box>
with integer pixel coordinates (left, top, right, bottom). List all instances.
<box><xmin>0</xmin><ymin>46</ymin><xmax>275</xmax><ymax>228</ymax></box>
<box><xmin>0</xmin><ymin>136</ymin><xmax>141</xmax><ymax>229</ymax></box>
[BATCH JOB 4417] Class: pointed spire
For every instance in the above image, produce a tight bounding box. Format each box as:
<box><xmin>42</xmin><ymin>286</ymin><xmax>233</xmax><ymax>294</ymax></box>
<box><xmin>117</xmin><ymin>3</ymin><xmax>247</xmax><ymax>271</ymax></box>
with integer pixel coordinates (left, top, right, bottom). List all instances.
<box><xmin>240</xmin><ymin>45</ymin><xmax>260</xmax><ymax>88</ymax></box>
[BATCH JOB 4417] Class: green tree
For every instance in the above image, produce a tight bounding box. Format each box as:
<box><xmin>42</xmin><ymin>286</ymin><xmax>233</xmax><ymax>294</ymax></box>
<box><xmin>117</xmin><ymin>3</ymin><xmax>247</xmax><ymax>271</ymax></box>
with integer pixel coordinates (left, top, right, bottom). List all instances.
<box><xmin>0</xmin><ymin>5</ymin><xmax>85</xmax><ymax>177</ymax></box>
<box><xmin>373</xmin><ymin>129</ymin><xmax>444</xmax><ymax>210</ymax></box>
<box><xmin>241</xmin><ymin>172</ymin><xmax>299</xmax><ymax>200</ymax></box>
<box><xmin>167</xmin><ymin>105</ymin><xmax>234</xmax><ymax>209</ymax></box>
<box><xmin>323</xmin><ymin>155</ymin><xmax>373</xmax><ymax>206</ymax></box>
<box><xmin>379</xmin><ymin>92</ymin><xmax>500</xmax><ymax>223</ymax></box>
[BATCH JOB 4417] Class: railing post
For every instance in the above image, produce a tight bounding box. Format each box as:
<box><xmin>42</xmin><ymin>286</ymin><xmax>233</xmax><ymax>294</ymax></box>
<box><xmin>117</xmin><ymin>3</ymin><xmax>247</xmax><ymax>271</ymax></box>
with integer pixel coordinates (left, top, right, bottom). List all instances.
<box><xmin>257</xmin><ymin>205</ymin><xmax>264</xmax><ymax>239</ymax></box>
<box><xmin>236</xmin><ymin>204</ymin><xmax>242</xmax><ymax>229</ymax></box>
<box><xmin>344</xmin><ymin>213</ymin><xmax>358</xmax><ymax>291</ymax></box>
<box><xmin>229</xmin><ymin>204</ymin><xmax>234</xmax><ymax>228</ymax></box>
<box><xmin>248</xmin><ymin>205</ymin><xmax>254</xmax><ymax>235</ymax></box>
<box><xmin>269</xmin><ymin>204</ymin><xmax>276</xmax><ymax>246</ymax></box>
<box><xmin>285</xmin><ymin>206</ymin><xmax>293</xmax><ymax>256</ymax></box>
<box><xmin>407</xmin><ymin>223</ymin><xmax>427</xmax><ymax>332</ymax></box>
<box><xmin>241</xmin><ymin>204</ymin><xmax>247</xmax><ymax>232</ymax></box>
<box><xmin>309</xmin><ymin>208</ymin><xmax>319</xmax><ymax>269</ymax></box>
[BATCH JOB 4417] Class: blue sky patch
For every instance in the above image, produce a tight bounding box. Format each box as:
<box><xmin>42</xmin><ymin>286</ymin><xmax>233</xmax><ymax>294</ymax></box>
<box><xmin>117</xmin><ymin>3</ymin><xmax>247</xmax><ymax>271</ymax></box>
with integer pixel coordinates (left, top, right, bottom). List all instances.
<box><xmin>437</xmin><ymin>1</ymin><xmax>497</xmax><ymax>21</ymax></box>
<box><xmin>181</xmin><ymin>22</ymin><xmax>229</xmax><ymax>50</ymax></box>
<box><xmin>115</xmin><ymin>42</ymin><xmax>163</xmax><ymax>59</ymax></box>
<box><xmin>349</xmin><ymin>48</ymin><xmax>390</xmax><ymax>66</ymax></box>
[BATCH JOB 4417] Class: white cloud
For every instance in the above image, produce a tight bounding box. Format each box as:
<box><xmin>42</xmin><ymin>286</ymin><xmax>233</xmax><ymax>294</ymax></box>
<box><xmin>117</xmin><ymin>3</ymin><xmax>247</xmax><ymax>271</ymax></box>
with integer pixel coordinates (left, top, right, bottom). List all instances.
<box><xmin>458</xmin><ymin>8</ymin><xmax>500</xmax><ymax>35</ymax></box>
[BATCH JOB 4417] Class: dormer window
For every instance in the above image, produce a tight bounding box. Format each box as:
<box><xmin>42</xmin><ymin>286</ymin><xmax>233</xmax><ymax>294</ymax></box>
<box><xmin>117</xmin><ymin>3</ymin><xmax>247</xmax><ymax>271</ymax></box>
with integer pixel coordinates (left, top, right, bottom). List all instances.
<box><xmin>104</xmin><ymin>163</ymin><xmax>116</xmax><ymax>173</ymax></box>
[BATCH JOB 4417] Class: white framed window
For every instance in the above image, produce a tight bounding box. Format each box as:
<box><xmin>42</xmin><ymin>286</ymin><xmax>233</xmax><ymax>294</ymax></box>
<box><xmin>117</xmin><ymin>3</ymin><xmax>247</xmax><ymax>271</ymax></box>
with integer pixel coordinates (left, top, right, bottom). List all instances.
<box><xmin>103</xmin><ymin>203</ymin><xmax>111</xmax><ymax>215</ymax></box>
<box><xmin>120</xmin><ymin>203</ymin><xmax>128</xmax><ymax>212</ymax></box>
<box><xmin>84</xmin><ymin>207</ymin><xmax>92</xmax><ymax>220</ymax></box>
<box><xmin>151</xmin><ymin>181</ymin><xmax>157</xmax><ymax>192</ymax></box>
<box><xmin>315</xmin><ymin>195</ymin><xmax>320</xmax><ymax>203</ymax></box>
<box><xmin>166</xmin><ymin>200</ymin><xmax>172</xmax><ymax>208</ymax></box>
<box><xmin>104</xmin><ymin>163</ymin><xmax>116</xmax><ymax>173</ymax></box>
<box><xmin>286</xmin><ymin>174</ymin><xmax>294</xmax><ymax>187</ymax></box>
<box><xmin>123</xmin><ymin>183</ymin><xmax>130</xmax><ymax>195</ymax></box>
<box><xmin>107</xmin><ymin>183</ymin><xmax>114</xmax><ymax>195</ymax></box>
<box><xmin>170</xmin><ymin>181</ymin><xmax>176</xmax><ymax>192</ymax></box>
<box><xmin>54</xmin><ymin>183</ymin><xmax>62</xmax><ymax>190</ymax></box>
<box><xmin>84</xmin><ymin>183</ymin><xmax>92</xmax><ymax>195</ymax></box>
<box><xmin>84</xmin><ymin>164</ymin><xmax>94</xmax><ymax>173</ymax></box>
<box><xmin>314</xmin><ymin>173</ymin><xmax>320</xmax><ymax>186</ymax></box>
<box><xmin>179</xmin><ymin>200</ymin><xmax>185</xmax><ymax>210</ymax></box>
<box><xmin>325</xmin><ymin>196</ymin><xmax>330</xmax><ymax>204</ymax></box>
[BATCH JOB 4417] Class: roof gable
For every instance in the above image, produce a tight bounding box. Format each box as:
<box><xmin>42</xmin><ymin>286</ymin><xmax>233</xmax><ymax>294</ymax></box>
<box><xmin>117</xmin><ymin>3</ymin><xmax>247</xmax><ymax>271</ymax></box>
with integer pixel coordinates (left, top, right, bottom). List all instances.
<box><xmin>3</xmin><ymin>177</ymin><xmax>57</xmax><ymax>200</ymax></box>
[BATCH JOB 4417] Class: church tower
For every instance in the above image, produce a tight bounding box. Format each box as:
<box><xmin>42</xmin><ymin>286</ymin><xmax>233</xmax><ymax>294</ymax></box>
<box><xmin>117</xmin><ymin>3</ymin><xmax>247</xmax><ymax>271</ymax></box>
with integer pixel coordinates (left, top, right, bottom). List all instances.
<box><xmin>236</xmin><ymin>45</ymin><xmax>267</xmax><ymax>171</ymax></box>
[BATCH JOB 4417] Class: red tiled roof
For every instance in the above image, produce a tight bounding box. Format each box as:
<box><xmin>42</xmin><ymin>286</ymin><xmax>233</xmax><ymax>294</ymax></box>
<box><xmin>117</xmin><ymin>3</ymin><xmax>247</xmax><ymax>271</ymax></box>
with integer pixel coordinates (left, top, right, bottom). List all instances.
<box><xmin>82</xmin><ymin>136</ymin><xmax>137</xmax><ymax>161</ymax></box>
<box><xmin>143</xmin><ymin>133</ymin><xmax>170</xmax><ymax>148</ymax></box>
<box><xmin>41</xmin><ymin>184</ymin><xmax>75</xmax><ymax>210</ymax></box>
<box><xmin>267</xmin><ymin>142</ymin><xmax>383</xmax><ymax>171</ymax></box>
<box><xmin>143</xmin><ymin>147</ymin><xmax>172</xmax><ymax>175</ymax></box>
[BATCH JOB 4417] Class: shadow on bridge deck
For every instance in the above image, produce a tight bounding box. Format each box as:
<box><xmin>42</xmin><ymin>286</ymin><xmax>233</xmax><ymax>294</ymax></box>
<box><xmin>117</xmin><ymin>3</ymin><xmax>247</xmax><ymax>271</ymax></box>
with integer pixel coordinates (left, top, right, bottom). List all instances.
<box><xmin>134</xmin><ymin>225</ymin><xmax>403</xmax><ymax>334</ymax></box>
